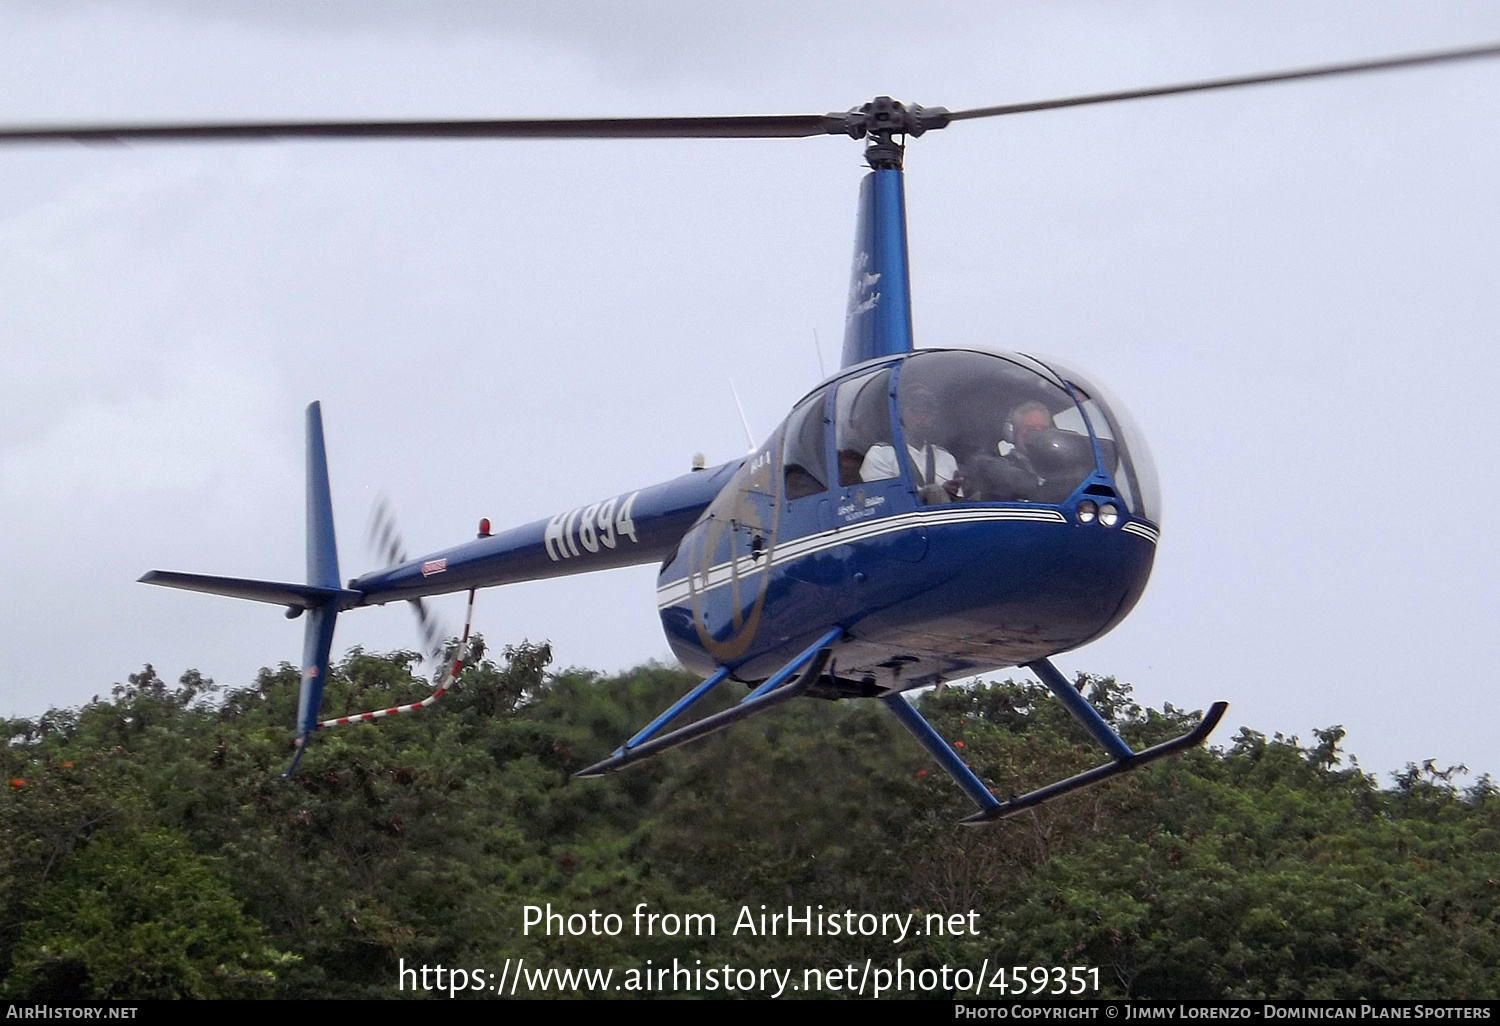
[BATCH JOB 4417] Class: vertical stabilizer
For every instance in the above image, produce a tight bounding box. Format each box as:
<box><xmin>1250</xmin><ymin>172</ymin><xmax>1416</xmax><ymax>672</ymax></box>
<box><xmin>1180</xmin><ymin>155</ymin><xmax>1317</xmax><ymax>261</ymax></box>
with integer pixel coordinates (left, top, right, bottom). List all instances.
<box><xmin>841</xmin><ymin>167</ymin><xmax>914</xmax><ymax>368</ymax></box>
<box><xmin>292</xmin><ymin>402</ymin><xmax>342</xmax><ymax>763</ymax></box>
<box><xmin>305</xmin><ymin>401</ymin><xmax>340</xmax><ymax>590</ymax></box>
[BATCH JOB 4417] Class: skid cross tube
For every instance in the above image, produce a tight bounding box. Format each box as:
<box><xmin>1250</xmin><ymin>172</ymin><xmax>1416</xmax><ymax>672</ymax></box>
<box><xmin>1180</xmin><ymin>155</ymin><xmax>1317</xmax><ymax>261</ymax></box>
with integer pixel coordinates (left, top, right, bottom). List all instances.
<box><xmin>947</xmin><ymin>657</ymin><xmax>1228</xmax><ymax>825</ymax></box>
<box><xmin>741</xmin><ymin>627</ymin><xmax>845</xmax><ymax>701</ymax></box>
<box><xmin>574</xmin><ymin>628</ymin><xmax>842</xmax><ymax>778</ymax></box>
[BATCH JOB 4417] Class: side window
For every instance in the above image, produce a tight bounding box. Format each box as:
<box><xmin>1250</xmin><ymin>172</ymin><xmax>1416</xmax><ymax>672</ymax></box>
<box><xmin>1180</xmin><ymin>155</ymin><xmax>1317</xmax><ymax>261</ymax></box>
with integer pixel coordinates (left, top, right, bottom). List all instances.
<box><xmin>834</xmin><ymin>368</ymin><xmax>896</xmax><ymax>486</ymax></box>
<box><xmin>782</xmin><ymin>390</ymin><xmax>829</xmax><ymax>501</ymax></box>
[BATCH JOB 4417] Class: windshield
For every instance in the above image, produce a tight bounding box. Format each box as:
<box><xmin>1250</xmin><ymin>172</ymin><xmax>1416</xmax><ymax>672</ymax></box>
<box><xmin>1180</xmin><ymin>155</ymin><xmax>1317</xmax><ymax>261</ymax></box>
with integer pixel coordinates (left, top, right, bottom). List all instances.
<box><xmin>890</xmin><ymin>350</ymin><xmax>1098</xmax><ymax>505</ymax></box>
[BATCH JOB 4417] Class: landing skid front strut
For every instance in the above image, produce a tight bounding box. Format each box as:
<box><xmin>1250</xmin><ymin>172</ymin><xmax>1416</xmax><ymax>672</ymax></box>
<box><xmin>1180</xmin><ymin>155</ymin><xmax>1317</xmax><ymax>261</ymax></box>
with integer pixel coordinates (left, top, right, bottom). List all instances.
<box><xmin>573</xmin><ymin>627</ymin><xmax>843</xmax><ymax>779</ymax></box>
<box><xmin>576</xmin><ymin>641</ymin><xmax>1224</xmax><ymax>826</ymax></box>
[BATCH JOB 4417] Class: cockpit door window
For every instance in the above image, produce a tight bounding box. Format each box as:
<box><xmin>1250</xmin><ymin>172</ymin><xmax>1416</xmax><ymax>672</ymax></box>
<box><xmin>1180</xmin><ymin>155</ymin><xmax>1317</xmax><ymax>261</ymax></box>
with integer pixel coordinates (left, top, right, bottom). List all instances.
<box><xmin>834</xmin><ymin>368</ymin><xmax>897</xmax><ymax>486</ymax></box>
<box><xmin>782</xmin><ymin>389</ymin><xmax>830</xmax><ymax>501</ymax></box>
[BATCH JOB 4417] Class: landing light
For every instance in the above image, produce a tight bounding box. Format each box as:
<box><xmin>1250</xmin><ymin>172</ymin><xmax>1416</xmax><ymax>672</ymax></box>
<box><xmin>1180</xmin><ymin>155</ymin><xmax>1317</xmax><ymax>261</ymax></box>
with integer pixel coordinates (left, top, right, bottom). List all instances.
<box><xmin>1099</xmin><ymin>503</ymin><xmax>1120</xmax><ymax>527</ymax></box>
<box><xmin>1076</xmin><ymin>500</ymin><xmax>1097</xmax><ymax>524</ymax></box>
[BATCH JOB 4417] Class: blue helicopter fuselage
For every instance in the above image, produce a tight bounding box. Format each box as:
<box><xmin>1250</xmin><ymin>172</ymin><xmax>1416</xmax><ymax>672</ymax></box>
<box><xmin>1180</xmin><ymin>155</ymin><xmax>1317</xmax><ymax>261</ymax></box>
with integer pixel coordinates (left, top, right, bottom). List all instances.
<box><xmin>351</xmin><ymin>345</ymin><xmax>1160</xmax><ymax>697</ymax></box>
<box><xmin>137</xmin><ymin>164</ymin><xmax>1173</xmax><ymax>772</ymax></box>
<box><xmin>347</xmin><ymin>170</ymin><xmax>1161</xmax><ymax>698</ymax></box>
<box><xmin>658</xmin><ymin>482</ymin><xmax>1155</xmax><ymax>695</ymax></box>
<box><xmin>654</xmin><ymin>346</ymin><xmax>1160</xmax><ymax>693</ymax></box>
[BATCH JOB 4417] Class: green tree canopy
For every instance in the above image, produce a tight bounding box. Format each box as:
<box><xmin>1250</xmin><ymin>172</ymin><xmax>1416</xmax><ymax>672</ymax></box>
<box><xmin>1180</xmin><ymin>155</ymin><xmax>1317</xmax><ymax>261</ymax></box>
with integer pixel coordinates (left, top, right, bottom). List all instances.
<box><xmin>1</xmin><ymin>646</ymin><xmax>1494</xmax><ymax>999</ymax></box>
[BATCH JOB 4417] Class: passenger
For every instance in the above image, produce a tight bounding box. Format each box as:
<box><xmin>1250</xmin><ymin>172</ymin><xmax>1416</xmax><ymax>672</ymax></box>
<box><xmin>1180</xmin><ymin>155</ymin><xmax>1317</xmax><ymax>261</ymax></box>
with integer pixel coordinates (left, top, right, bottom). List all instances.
<box><xmin>860</xmin><ymin>384</ymin><xmax>962</xmax><ymax>503</ymax></box>
<box><xmin>836</xmin><ymin>447</ymin><xmax>866</xmax><ymax>487</ymax></box>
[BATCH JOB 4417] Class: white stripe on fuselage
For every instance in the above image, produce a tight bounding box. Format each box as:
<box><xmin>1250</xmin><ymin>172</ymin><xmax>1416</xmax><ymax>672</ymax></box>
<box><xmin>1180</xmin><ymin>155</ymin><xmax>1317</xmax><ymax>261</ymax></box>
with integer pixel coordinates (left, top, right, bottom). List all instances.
<box><xmin>654</xmin><ymin>505</ymin><xmax>1071</xmax><ymax>609</ymax></box>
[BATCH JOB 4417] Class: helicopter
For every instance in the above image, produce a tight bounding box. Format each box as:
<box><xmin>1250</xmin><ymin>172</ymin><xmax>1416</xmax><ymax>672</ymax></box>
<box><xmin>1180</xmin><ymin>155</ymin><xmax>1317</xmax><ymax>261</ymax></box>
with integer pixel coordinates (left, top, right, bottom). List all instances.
<box><xmin>5</xmin><ymin>40</ymin><xmax>1498</xmax><ymax>822</ymax></box>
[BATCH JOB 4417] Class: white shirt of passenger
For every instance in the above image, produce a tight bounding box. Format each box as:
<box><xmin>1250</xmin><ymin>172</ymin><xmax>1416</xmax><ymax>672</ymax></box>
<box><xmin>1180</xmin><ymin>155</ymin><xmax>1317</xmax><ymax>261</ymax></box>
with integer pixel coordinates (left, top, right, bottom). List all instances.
<box><xmin>859</xmin><ymin>443</ymin><xmax>958</xmax><ymax>486</ymax></box>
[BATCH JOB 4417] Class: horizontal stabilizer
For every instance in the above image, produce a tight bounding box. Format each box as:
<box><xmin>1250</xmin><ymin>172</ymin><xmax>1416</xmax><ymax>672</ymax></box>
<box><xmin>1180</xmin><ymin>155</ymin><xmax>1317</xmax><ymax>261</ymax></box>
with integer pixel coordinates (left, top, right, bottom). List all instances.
<box><xmin>138</xmin><ymin>570</ymin><xmax>361</xmax><ymax>610</ymax></box>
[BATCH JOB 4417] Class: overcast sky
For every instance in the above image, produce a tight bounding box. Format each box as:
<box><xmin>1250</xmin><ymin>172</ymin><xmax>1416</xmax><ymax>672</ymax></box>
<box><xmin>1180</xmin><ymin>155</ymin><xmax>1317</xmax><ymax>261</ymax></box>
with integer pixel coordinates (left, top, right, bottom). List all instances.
<box><xmin>3</xmin><ymin>1</ymin><xmax>1499</xmax><ymax>783</ymax></box>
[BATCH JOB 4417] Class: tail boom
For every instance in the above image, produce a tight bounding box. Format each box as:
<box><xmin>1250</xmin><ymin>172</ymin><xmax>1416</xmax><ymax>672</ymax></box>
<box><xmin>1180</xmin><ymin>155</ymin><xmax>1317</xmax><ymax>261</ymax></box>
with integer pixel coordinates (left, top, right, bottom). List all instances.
<box><xmin>348</xmin><ymin>461</ymin><xmax>737</xmax><ymax>606</ymax></box>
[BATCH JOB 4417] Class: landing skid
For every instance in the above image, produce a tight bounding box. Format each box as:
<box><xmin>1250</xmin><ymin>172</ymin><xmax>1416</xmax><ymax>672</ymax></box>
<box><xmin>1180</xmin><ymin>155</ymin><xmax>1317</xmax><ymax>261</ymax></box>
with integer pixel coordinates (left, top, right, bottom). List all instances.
<box><xmin>959</xmin><ymin>696</ymin><xmax>1227</xmax><ymax>824</ymax></box>
<box><xmin>885</xmin><ymin>656</ymin><xmax>1226</xmax><ymax>825</ymax></box>
<box><xmin>575</xmin><ymin>641</ymin><xmax>1224</xmax><ymax>826</ymax></box>
<box><xmin>573</xmin><ymin>627</ymin><xmax>843</xmax><ymax>779</ymax></box>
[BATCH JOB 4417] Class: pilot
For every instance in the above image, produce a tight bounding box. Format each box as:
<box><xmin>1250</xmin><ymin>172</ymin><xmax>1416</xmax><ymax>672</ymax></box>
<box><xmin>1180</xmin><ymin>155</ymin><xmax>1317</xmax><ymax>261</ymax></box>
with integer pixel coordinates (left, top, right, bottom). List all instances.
<box><xmin>964</xmin><ymin>400</ymin><xmax>1051</xmax><ymax>502</ymax></box>
<box><xmin>1005</xmin><ymin>401</ymin><xmax>1053</xmax><ymax>460</ymax></box>
<box><xmin>859</xmin><ymin>383</ymin><xmax>962</xmax><ymax>503</ymax></box>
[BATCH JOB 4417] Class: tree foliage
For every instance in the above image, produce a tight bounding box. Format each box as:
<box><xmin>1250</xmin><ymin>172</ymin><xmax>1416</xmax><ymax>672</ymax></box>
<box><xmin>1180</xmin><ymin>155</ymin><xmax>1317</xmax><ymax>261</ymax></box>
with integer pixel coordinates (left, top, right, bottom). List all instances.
<box><xmin>0</xmin><ymin>647</ymin><xmax>1495</xmax><ymax>998</ymax></box>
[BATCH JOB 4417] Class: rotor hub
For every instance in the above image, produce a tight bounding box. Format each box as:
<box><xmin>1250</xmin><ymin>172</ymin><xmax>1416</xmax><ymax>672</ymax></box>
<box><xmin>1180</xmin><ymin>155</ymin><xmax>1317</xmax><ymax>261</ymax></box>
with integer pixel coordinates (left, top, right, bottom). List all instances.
<box><xmin>832</xmin><ymin>96</ymin><xmax>952</xmax><ymax>170</ymax></box>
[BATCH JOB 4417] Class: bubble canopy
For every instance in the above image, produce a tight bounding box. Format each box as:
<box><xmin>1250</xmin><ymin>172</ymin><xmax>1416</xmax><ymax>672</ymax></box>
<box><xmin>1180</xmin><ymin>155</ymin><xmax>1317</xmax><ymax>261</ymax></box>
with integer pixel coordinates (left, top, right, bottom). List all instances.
<box><xmin>1025</xmin><ymin>353</ymin><xmax>1161</xmax><ymax>523</ymax></box>
<box><xmin>828</xmin><ymin>349</ymin><xmax>1157</xmax><ymax>521</ymax></box>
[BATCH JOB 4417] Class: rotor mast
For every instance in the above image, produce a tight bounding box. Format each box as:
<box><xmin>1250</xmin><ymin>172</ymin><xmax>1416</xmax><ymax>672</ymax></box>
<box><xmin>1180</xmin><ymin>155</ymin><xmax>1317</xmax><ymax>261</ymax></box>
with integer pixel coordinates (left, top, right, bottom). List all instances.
<box><xmin>836</xmin><ymin>97</ymin><xmax>948</xmax><ymax>369</ymax></box>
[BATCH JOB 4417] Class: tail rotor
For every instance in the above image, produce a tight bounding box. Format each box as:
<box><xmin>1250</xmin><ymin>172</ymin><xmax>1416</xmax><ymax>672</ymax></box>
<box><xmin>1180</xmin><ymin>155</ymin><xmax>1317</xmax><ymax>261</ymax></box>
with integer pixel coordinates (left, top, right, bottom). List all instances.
<box><xmin>288</xmin><ymin>496</ymin><xmax>483</xmax><ymax>736</ymax></box>
<box><xmin>367</xmin><ymin>497</ymin><xmax>451</xmax><ymax>669</ymax></box>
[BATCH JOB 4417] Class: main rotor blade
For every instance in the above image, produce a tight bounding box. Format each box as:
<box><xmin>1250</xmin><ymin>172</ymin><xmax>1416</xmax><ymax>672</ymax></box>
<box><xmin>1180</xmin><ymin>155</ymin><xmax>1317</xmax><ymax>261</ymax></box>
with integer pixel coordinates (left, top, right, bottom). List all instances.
<box><xmin>5</xmin><ymin>40</ymin><xmax>1497</xmax><ymax>148</ymax></box>
<box><xmin>948</xmin><ymin>41</ymin><xmax>1500</xmax><ymax>121</ymax></box>
<box><xmin>0</xmin><ymin>112</ymin><xmax>844</xmax><ymax>145</ymax></box>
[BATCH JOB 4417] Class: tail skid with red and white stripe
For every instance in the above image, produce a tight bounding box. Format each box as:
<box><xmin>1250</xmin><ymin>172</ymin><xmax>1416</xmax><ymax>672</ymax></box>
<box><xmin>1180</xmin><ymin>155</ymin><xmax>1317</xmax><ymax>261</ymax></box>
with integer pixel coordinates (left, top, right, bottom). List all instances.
<box><xmin>314</xmin><ymin>586</ymin><xmax>476</xmax><ymax>731</ymax></box>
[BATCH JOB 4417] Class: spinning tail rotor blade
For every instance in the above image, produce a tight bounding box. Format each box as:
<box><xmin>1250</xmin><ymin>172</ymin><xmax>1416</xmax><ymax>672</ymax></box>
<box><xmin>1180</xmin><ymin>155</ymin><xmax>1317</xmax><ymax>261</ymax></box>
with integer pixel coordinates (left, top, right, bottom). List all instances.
<box><xmin>367</xmin><ymin>497</ymin><xmax>450</xmax><ymax>668</ymax></box>
<box><xmin>319</xmin><ymin>497</ymin><xmax>478</xmax><ymax>734</ymax></box>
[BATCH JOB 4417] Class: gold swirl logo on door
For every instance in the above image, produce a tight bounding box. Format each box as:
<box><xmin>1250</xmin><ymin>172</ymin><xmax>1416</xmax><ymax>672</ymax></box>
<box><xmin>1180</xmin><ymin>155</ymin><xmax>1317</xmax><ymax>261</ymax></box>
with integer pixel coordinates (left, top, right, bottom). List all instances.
<box><xmin>687</xmin><ymin>442</ymin><xmax>782</xmax><ymax>662</ymax></box>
